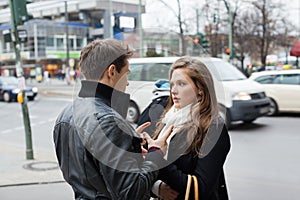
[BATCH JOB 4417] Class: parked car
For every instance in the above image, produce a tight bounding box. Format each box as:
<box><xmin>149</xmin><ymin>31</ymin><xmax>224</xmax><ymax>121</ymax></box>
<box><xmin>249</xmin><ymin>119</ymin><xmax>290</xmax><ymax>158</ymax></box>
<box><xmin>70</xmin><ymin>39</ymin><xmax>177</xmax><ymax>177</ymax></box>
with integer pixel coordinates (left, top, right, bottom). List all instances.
<box><xmin>0</xmin><ymin>76</ymin><xmax>38</xmax><ymax>102</ymax></box>
<box><xmin>126</xmin><ymin>57</ymin><xmax>270</xmax><ymax>128</ymax></box>
<box><xmin>249</xmin><ymin>69</ymin><xmax>300</xmax><ymax>115</ymax></box>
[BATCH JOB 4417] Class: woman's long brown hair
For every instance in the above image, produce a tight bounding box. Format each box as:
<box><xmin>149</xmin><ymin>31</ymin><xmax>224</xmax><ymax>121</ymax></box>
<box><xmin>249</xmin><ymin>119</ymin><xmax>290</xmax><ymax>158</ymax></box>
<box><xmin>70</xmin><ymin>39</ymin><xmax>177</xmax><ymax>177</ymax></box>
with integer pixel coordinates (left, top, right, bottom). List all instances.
<box><xmin>152</xmin><ymin>56</ymin><xmax>219</xmax><ymax>156</ymax></box>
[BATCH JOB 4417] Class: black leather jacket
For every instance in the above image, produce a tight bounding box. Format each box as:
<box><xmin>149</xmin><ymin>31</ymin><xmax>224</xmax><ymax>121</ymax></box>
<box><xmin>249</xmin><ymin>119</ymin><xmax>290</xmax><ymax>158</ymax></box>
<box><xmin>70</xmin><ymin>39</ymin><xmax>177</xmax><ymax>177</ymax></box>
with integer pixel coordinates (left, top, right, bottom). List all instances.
<box><xmin>53</xmin><ymin>81</ymin><xmax>166</xmax><ymax>200</ymax></box>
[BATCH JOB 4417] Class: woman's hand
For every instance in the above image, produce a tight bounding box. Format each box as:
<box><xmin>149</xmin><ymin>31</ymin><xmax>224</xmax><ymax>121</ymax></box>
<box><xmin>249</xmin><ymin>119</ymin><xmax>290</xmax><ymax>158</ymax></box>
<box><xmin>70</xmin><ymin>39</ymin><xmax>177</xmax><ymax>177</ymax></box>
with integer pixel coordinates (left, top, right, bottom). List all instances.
<box><xmin>159</xmin><ymin>182</ymin><xmax>179</xmax><ymax>200</ymax></box>
<box><xmin>136</xmin><ymin>122</ymin><xmax>151</xmax><ymax>134</ymax></box>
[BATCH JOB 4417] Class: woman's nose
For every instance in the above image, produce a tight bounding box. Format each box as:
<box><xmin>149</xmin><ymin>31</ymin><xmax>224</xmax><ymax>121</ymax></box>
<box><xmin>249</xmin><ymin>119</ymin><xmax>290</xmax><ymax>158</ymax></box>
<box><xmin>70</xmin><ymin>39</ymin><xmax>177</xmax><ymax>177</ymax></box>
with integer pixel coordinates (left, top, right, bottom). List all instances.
<box><xmin>171</xmin><ymin>86</ymin><xmax>177</xmax><ymax>94</ymax></box>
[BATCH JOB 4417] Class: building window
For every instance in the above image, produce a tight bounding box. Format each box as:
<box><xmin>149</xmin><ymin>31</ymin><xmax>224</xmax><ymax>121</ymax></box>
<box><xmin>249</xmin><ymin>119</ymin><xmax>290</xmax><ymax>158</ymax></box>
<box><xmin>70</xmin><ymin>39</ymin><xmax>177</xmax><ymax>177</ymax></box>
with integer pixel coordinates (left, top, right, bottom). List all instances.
<box><xmin>68</xmin><ymin>38</ymin><xmax>74</xmax><ymax>50</ymax></box>
<box><xmin>46</xmin><ymin>37</ymin><xmax>55</xmax><ymax>50</ymax></box>
<box><xmin>56</xmin><ymin>38</ymin><xmax>64</xmax><ymax>50</ymax></box>
<box><xmin>76</xmin><ymin>38</ymin><xmax>84</xmax><ymax>50</ymax></box>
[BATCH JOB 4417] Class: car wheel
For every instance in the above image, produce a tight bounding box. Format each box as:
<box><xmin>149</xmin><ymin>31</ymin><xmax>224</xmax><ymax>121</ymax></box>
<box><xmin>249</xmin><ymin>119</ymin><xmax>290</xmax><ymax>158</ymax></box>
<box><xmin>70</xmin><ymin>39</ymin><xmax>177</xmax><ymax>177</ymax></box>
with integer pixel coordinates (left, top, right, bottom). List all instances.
<box><xmin>127</xmin><ymin>102</ymin><xmax>140</xmax><ymax>123</ymax></box>
<box><xmin>268</xmin><ymin>98</ymin><xmax>278</xmax><ymax>116</ymax></box>
<box><xmin>27</xmin><ymin>96</ymin><xmax>34</xmax><ymax>101</ymax></box>
<box><xmin>3</xmin><ymin>92</ymin><xmax>11</xmax><ymax>102</ymax></box>
<box><xmin>219</xmin><ymin>105</ymin><xmax>231</xmax><ymax>129</ymax></box>
<box><xmin>243</xmin><ymin>118</ymin><xmax>256</xmax><ymax>123</ymax></box>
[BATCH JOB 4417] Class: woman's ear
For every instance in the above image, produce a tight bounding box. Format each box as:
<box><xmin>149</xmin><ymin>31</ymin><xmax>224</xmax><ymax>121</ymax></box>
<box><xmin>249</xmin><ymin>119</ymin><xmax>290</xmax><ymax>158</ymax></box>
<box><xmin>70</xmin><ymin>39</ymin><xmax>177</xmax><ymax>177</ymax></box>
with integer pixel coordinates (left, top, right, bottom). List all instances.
<box><xmin>197</xmin><ymin>90</ymin><xmax>203</xmax><ymax>102</ymax></box>
<box><xmin>198</xmin><ymin>90</ymin><xmax>203</xmax><ymax>96</ymax></box>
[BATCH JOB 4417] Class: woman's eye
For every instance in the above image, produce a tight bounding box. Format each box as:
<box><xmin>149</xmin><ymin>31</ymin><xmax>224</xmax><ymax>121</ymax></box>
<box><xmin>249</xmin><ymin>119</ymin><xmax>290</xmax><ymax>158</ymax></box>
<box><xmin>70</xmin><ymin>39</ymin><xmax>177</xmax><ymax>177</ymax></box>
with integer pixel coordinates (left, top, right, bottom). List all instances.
<box><xmin>178</xmin><ymin>82</ymin><xmax>185</xmax><ymax>86</ymax></box>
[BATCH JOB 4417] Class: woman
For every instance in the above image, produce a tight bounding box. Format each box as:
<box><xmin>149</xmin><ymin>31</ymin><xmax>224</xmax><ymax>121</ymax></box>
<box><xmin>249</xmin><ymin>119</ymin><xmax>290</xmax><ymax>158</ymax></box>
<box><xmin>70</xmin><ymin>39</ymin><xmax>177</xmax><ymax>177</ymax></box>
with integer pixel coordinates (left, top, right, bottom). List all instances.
<box><xmin>146</xmin><ymin>56</ymin><xmax>231</xmax><ymax>200</ymax></box>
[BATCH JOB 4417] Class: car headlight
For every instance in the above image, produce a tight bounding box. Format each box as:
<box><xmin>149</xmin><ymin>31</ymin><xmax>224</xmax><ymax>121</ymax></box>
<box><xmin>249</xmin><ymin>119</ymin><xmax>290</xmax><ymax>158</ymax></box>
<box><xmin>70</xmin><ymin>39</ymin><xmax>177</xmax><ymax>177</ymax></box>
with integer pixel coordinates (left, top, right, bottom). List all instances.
<box><xmin>233</xmin><ymin>92</ymin><xmax>251</xmax><ymax>101</ymax></box>
<box><xmin>12</xmin><ymin>88</ymin><xmax>21</xmax><ymax>94</ymax></box>
<box><xmin>32</xmin><ymin>87</ymin><xmax>38</xmax><ymax>93</ymax></box>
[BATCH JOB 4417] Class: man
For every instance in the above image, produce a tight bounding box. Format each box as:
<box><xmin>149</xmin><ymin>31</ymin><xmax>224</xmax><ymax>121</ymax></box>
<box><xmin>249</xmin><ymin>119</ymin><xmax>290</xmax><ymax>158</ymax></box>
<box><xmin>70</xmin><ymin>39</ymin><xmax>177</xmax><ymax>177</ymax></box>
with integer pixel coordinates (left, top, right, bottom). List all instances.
<box><xmin>53</xmin><ymin>39</ymin><xmax>171</xmax><ymax>199</ymax></box>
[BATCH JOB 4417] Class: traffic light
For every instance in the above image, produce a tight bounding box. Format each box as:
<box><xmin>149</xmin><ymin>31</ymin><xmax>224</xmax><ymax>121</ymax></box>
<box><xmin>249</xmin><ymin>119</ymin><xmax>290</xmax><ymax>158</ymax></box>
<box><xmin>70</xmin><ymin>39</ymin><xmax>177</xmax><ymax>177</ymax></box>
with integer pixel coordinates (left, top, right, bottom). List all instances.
<box><xmin>12</xmin><ymin>0</ymin><xmax>33</xmax><ymax>25</ymax></box>
<box><xmin>193</xmin><ymin>33</ymin><xmax>209</xmax><ymax>52</ymax></box>
<box><xmin>225</xmin><ymin>47</ymin><xmax>230</xmax><ymax>55</ymax></box>
<box><xmin>200</xmin><ymin>35</ymin><xmax>209</xmax><ymax>50</ymax></box>
<box><xmin>193</xmin><ymin>37</ymin><xmax>199</xmax><ymax>44</ymax></box>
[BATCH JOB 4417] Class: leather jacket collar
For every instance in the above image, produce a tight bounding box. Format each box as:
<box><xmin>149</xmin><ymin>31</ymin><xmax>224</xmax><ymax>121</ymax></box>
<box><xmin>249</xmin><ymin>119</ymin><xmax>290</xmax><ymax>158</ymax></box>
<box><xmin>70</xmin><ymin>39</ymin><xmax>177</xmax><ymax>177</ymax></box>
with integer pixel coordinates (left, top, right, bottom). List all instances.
<box><xmin>78</xmin><ymin>80</ymin><xmax>130</xmax><ymax>118</ymax></box>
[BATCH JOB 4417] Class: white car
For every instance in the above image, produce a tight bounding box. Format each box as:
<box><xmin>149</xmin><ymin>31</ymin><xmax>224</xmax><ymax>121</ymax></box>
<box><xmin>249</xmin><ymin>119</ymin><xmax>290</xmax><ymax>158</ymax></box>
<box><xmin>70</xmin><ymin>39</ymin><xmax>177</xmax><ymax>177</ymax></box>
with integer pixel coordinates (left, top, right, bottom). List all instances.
<box><xmin>126</xmin><ymin>57</ymin><xmax>271</xmax><ymax>127</ymax></box>
<box><xmin>249</xmin><ymin>69</ymin><xmax>300</xmax><ymax>115</ymax></box>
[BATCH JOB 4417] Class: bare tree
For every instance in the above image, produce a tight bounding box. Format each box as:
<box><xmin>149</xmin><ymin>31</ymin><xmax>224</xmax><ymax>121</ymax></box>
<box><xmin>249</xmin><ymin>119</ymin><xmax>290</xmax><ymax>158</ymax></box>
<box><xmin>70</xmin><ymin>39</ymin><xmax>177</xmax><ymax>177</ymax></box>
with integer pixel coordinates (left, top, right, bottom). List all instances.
<box><xmin>248</xmin><ymin>0</ymin><xmax>287</xmax><ymax>67</ymax></box>
<box><xmin>155</xmin><ymin>0</ymin><xmax>188</xmax><ymax>55</ymax></box>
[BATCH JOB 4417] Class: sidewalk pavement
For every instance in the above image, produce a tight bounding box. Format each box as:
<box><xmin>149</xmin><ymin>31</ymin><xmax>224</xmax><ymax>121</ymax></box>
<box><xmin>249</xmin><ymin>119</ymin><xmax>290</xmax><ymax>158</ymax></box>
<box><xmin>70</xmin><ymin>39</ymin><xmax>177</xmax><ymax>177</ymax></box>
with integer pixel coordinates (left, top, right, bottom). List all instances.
<box><xmin>27</xmin><ymin>78</ymin><xmax>80</xmax><ymax>97</ymax></box>
<box><xmin>0</xmin><ymin>78</ymin><xmax>76</xmax><ymax>188</ymax></box>
<box><xmin>0</xmin><ymin>141</ymin><xmax>65</xmax><ymax>187</ymax></box>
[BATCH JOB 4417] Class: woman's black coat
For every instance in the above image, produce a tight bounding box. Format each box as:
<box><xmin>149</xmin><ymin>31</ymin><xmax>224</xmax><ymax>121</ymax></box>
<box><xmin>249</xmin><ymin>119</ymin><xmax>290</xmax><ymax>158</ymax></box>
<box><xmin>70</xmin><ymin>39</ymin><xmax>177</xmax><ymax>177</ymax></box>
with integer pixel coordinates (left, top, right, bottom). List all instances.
<box><xmin>158</xmin><ymin>121</ymin><xmax>231</xmax><ymax>200</ymax></box>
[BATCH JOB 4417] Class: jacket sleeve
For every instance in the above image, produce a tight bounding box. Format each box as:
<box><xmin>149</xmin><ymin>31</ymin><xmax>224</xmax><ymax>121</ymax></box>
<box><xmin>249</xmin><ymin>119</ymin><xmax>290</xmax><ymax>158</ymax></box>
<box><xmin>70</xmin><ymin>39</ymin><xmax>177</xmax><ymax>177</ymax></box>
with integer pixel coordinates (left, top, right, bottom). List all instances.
<box><xmin>158</xmin><ymin>125</ymin><xmax>231</xmax><ymax>199</ymax></box>
<box><xmin>84</xmin><ymin>114</ymin><xmax>167</xmax><ymax>200</ymax></box>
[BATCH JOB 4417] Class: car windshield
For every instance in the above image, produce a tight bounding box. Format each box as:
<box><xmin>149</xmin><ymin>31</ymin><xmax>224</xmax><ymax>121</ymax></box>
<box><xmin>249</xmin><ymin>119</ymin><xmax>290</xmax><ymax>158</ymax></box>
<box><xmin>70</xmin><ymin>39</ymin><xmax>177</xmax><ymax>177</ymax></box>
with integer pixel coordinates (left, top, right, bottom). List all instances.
<box><xmin>204</xmin><ymin>60</ymin><xmax>247</xmax><ymax>81</ymax></box>
<box><xmin>129</xmin><ymin>63</ymin><xmax>170</xmax><ymax>81</ymax></box>
<box><xmin>1</xmin><ymin>77</ymin><xmax>18</xmax><ymax>86</ymax></box>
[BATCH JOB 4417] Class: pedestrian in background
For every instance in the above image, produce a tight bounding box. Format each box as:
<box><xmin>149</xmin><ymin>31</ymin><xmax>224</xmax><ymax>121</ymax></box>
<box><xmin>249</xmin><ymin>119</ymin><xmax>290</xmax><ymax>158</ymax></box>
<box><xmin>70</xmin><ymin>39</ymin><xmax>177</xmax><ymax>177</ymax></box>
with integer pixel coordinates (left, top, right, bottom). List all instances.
<box><xmin>149</xmin><ymin>56</ymin><xmax>231</xmax><ymax>200</ymax></box>
<box><xmin>53</xmin><ymin>38</ymin><xmax>172</xmax><ymax>200</ymax></box>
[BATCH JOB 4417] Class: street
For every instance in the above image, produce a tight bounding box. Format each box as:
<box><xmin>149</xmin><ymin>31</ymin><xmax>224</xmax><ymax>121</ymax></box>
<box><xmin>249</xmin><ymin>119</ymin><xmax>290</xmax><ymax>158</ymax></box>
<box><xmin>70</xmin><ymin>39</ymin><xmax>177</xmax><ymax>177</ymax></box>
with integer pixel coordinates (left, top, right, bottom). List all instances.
<box><xmin>0</xmin><ymin>92</ymin><xmax>300</xmax><ymax>199</ymax></box>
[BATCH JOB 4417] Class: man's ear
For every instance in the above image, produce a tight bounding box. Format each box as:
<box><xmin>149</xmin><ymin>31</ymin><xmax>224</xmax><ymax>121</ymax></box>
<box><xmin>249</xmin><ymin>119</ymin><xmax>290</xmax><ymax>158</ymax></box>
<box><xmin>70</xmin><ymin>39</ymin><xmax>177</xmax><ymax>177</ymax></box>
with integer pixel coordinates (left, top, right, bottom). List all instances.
<box><xmin>107</xmin><ymin>64</ymin><xmax>115</xmax><ymax>78</ymax></box>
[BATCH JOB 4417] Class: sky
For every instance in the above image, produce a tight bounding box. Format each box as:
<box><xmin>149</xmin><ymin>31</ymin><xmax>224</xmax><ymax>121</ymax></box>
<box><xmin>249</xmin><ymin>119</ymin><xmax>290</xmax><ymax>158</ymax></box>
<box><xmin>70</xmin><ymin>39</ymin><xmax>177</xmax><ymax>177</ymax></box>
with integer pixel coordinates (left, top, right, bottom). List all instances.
<box><xmin>142</xmin><ymin>0</ymin><xmax>300</xmax><ymax>35</ymax></box>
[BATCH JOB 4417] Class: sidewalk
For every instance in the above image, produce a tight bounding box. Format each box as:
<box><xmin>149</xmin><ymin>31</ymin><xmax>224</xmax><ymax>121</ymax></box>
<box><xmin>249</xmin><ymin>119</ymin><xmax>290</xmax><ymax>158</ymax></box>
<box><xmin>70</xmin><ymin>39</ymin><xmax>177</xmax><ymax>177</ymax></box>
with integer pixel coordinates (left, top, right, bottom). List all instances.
<box><xmin>0</xmin><ymin>141</ymin><xmax>64</xmax><ymax>187</ymax></box>
<box><xmin>26</xmin><ymin>78</ymin><xmax>80</xmax><ymax>97</ymax></box>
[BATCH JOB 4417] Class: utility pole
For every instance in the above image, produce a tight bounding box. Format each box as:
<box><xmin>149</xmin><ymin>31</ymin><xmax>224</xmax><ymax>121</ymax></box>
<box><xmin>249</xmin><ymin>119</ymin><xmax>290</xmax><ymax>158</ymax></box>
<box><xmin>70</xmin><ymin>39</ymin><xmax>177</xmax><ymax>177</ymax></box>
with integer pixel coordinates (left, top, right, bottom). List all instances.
<box><xmin>65</xmin><ymin>1</ymin><xmax>70</xmax><ymax>73</ymax></box>
<box><xmin>8</xmin><ymin>0</ymin><xmax>34</xmax><ymax>160</ymax></box>
<box><xmin>138</xmin><ymin>0</ymin><xmax>143</xmax><ymax>57</ymax></box>
<box><xmin>196</xmin><ymin>9</ymin><xmax>199</xmax><ymax>34</ymax></box>
<box><xmin>228</xmin><ymin>6</ymin><xmax>233</xmax><ymax>60</ymax></box>
<box><xmin>109</xmin><ymin>0</ymin><xmax>113</xmax><ymax>38</ymax></box>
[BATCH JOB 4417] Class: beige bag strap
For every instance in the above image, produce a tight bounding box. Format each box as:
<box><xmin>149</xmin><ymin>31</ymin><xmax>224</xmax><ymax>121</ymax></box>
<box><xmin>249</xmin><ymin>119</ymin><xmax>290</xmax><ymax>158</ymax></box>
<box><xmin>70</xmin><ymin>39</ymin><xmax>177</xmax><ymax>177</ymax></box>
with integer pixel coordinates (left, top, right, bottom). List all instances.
<box><xmin>192</xmin><ymin>175</ymin><xmax>199</xmax><ymax>200</ymax></box>
<box><xmin>184</xmin><ymin>175</ymin><xmax>199</xmax><ymax>200</ymax></box>
<box><xmin>184</xmin><ymin>175</ymin><xmax>192</xmax><ymax>200</ymax></box>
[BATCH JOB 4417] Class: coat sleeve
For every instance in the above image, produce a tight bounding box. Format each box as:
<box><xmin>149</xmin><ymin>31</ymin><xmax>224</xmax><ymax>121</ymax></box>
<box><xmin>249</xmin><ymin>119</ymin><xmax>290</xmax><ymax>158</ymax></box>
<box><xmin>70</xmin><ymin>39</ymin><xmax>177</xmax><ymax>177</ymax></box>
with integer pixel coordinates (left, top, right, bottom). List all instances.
<box><xmin>158</xmin><ymin>125</ymin><xmax>231</xmax><ymax>199</ymax></box>
<box><xmin>84</xmin><ymin>115</ymin><xmax>167</xmax><ymax>200</ymax></box>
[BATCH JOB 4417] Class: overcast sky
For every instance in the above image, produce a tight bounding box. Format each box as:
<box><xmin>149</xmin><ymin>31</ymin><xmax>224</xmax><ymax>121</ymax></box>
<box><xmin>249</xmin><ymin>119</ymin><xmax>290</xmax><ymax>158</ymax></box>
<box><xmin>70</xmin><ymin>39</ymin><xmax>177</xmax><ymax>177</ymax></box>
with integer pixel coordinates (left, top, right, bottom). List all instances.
<box><xmin>142</xmin><ymin>0</ymin><xmax>300</xmax><ymax>35</ymax></box>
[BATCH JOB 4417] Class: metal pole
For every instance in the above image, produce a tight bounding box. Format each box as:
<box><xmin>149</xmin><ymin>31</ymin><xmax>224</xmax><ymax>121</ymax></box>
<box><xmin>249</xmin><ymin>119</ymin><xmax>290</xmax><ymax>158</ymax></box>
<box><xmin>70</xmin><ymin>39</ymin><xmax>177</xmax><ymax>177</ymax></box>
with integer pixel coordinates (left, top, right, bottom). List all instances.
<box><xmin>299</xmin><ymin>0</ymin><xmax>300</xmax><ymax>39</ymax></box>
<box><xmin>196</xmin><ymin>9</ymin><xmax>199</xmax><ymax>34</ymax></box>
<box><xmin>65</xmin><ymin>1</ymin><xmax>69</xmax><ymax>70</ymax></box>
<box><xmin>9</xmin><ymin>0</ymin><xmax>34</xmax><ymax>160</ymax></box>
<box><xmin>34</xmin><ymin>23</ymin><xmax>38</xmax><ymax>59</ymax></box>
<box><xmin>109</xmin><ymin>0</ymin><xmax>113</xmax><ymax>38</ymax></box>
<box><xmin>138</xmin><ymin>0</ymin><xmax>143</xmax><ymax>57</ymax></box>
<box><xmin>228</xmin><ymin>7</ymin><xmax>233</xmax><ymax>60</ymax></box>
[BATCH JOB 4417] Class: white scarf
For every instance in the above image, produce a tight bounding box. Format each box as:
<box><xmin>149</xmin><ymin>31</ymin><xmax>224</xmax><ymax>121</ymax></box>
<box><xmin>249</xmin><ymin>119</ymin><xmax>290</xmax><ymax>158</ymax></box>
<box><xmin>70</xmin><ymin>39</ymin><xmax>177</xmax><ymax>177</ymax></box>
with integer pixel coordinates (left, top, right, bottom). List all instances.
<box><xmin>158</xmin><ymin>103</ymin><xmax>197</xmax><ymax>159</ymax></box>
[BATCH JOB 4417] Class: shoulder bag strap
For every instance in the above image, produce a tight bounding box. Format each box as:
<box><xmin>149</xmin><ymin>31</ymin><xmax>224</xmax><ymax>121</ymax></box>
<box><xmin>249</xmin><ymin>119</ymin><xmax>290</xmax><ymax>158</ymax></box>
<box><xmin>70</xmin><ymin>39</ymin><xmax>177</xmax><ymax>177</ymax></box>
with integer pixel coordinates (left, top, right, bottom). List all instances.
<box><xmin>184</xmin><ymin>175</ymin><xmax>192</xmax><ymax>200</ymax></box>
<box><xmin>192</xmin><ymin>175</ymin><xmax>199</xmax><ymax>200</ymax></box>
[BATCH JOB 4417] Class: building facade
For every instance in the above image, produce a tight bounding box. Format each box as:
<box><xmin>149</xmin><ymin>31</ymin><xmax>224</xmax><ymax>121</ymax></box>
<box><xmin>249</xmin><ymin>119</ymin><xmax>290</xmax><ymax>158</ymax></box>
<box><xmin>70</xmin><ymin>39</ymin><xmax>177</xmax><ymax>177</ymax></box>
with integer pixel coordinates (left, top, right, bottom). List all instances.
<box><xmin>0</xmin><ymin>0</ymin><xmax>180</xmax><ymax>78</ymax></box>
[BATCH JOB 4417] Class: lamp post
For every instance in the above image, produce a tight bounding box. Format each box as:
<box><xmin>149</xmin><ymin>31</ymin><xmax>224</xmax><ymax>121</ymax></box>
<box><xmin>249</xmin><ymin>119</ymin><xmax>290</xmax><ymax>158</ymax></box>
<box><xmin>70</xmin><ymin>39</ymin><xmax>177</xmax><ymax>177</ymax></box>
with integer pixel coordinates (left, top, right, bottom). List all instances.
<box><xmin>8</xmin><ymin>0</ymin><xmax>34</xmax><ymax>160</ymax></box>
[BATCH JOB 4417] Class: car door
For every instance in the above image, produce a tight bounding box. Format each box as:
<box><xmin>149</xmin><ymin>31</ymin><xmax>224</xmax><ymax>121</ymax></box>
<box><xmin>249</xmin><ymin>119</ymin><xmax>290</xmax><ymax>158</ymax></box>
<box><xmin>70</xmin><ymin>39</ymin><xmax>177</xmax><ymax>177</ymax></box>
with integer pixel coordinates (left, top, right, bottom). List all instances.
<box><xmin>272</xmin><ymin>73</ymin><xmax>300</xmax><ymax>112</ymax></box>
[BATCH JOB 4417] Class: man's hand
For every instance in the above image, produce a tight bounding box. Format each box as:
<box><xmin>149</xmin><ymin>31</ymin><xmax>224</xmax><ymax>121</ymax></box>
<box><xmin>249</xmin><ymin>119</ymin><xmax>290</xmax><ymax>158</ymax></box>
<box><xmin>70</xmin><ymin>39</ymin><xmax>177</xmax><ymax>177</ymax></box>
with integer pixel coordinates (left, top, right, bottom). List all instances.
<box><xmin>136</xmin><ymin>122</ymin><xmax>151</xmax><ymax>158</ymax></box>
<box><xmin>144</xmin><ymin>125</ymin><xmax>174</xmax><ymax>155</ymax></box>
<box><xmin>159</xmin><ymin>182</ymin><xmax>179</xmax><ymax>200</ymax></box>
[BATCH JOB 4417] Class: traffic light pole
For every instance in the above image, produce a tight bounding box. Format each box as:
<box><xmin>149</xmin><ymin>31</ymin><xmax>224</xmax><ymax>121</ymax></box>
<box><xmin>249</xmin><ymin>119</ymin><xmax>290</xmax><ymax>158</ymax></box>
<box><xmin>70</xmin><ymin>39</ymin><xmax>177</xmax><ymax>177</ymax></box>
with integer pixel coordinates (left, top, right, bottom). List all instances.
<box><xmin>228</xmin><ymin>7</ymin><xmax>233</xmax><ymax>60</ymax></box>
<box><xmin>9</xmin><ymin>0</ymin><xmax>34</xmax><ymax>160</ymax></box>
